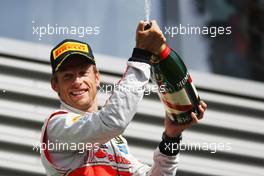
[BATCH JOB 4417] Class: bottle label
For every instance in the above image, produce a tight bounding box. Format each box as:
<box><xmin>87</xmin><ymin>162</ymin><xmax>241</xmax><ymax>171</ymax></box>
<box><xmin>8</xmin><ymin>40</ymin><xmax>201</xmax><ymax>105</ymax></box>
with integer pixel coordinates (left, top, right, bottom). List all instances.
<box><xmin>157</xmin><ymin>73</ymin><xmax>200</xmax><ymax>124</ymax></box>
<box><xmin>176</xmin><ymin>72</ymin><xmax>190</xmax><ymax>90</ymax></box>
<box><xmin>159</xmin><ymin>87</ymin><xmax>193</xmax><ymax>114</ymax></box>
<box><xmin>167</xmin><ymin>110</ymin><xmax>194</xmax><ymax>124</ymax></box>
<box><xmin>157</xmin><ymin>72</ymin><xmax>192</xmax><ymax>93</ymax></box>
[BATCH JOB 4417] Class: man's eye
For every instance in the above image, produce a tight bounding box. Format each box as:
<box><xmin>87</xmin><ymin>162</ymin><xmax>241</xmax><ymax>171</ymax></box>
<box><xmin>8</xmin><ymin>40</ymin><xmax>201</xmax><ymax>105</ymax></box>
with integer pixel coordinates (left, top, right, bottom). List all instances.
<box><xmin>80</xmin><ymin>71</ymin><xmax>89</xmax><ymax>76</ymax></box>
<box><xmin>63</xmin><ymin>74</ymin><xmax>72</xmax><ymax>80</ymax></box>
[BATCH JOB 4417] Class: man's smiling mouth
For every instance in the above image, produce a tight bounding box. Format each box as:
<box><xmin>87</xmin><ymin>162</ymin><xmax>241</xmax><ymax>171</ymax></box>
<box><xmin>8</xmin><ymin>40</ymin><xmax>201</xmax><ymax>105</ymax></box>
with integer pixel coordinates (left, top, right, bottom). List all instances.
<box><xmin>70</xmin><ymin>89</ymin><xmax>88</xmax><ymax>96</ymax></box>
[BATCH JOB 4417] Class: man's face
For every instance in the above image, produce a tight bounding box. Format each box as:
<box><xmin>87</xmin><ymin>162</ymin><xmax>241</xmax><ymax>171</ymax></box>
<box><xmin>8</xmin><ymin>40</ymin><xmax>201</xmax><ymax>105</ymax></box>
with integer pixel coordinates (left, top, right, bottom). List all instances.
<box><xmin>51</xmin><ymin>57</ymin><xmax>100</xmax><ymax>112</ymax></box>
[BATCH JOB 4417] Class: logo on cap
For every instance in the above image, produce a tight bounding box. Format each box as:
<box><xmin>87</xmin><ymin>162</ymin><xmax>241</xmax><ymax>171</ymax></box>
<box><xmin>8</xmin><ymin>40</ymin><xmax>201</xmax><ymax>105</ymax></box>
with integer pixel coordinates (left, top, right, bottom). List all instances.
<box><xmin>53</xmin><ymin>42</ymin><xmax>89</xmax><ymax>60</ymax></box>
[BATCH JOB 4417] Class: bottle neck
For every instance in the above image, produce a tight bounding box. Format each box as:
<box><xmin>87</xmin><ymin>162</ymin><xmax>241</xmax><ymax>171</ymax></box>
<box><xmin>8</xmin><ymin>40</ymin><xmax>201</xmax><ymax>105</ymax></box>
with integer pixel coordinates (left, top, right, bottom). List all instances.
<box><xmin>159</xmin><ymin>45</ymin><xmax>171</xmax><ymax>60</ymax></box>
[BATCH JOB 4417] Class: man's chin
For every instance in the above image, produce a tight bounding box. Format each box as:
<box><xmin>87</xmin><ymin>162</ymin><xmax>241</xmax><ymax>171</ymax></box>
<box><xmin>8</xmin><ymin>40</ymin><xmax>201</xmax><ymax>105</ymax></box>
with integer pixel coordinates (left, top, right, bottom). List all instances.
<box><xmin>74</xmin><ymin>101</ymin><xmax>91</xmax><ymax>110</ymax></box>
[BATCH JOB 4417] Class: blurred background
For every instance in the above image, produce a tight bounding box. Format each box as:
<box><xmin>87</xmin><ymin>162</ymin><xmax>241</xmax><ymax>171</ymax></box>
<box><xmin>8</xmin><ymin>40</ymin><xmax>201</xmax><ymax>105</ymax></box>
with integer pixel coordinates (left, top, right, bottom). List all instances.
<box><xmin>0</xmin><ymin>0</ymin><xmax>263</xmax><ymax>176</ymax></box>
<box><xmin>1</xmin><ymin>0</ymin><xmax>264</xmax><ymax>82</ymax></box>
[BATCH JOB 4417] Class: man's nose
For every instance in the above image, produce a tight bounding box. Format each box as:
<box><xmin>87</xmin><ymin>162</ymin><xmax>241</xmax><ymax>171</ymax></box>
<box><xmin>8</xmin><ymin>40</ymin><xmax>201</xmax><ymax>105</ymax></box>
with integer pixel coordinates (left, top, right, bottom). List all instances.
<box><xmin>72</xmin><ymin>75</ymin><xmax>82</xmax><ymax>86</ymax></box>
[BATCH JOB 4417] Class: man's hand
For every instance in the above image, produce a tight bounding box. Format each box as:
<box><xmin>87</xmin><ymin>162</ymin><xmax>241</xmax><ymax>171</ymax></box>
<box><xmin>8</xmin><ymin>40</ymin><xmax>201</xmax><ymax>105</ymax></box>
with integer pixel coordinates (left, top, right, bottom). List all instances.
<box><xmin>136</xmin><ymin>20</ymin><xmax>166</xmax><ymax>55</ymax></box>
<box><xmin>165</xmin><ymin>101</ymin><xmax>207</xmax><ymax>138</ymax></box>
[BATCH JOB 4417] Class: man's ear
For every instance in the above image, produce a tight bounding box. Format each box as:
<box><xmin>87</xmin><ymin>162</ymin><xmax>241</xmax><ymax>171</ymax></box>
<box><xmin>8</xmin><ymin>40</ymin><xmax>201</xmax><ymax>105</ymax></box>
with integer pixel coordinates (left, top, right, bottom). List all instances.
<box><xmin>95</xmin><ymin>72</ymin><xmax>101</xmax><ymax>87</ymax></box>
<box><xmin>51</xmin><ymin>76</ymin><xmax>59</xmax><ymax>92</ymax></box>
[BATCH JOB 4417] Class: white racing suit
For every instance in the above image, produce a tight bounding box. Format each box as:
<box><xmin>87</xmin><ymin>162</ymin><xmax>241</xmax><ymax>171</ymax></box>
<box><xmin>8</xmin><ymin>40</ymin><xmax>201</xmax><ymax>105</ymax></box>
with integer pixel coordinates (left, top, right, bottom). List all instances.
<box><xmin>40</xmin><ymin>49</ymin><xmax>179</xmax><ymax>176</ymax></box>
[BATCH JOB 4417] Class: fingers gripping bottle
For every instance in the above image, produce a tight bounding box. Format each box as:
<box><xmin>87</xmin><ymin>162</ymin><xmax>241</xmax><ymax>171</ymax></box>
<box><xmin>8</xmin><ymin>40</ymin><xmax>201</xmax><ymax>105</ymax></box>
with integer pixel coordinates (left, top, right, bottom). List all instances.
<box><xmin>150</xmin><ymin>46</ymin><xmax>201</xmax><ymax>124</ymax></box>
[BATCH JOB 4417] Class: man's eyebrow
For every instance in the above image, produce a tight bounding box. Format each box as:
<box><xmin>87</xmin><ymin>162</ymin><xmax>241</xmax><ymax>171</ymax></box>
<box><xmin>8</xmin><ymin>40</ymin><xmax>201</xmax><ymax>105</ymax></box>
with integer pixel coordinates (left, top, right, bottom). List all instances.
<box><xmin>59</xmin><ymin>70</ymin><xmax>71</xmax><ymax>74</ymax></box>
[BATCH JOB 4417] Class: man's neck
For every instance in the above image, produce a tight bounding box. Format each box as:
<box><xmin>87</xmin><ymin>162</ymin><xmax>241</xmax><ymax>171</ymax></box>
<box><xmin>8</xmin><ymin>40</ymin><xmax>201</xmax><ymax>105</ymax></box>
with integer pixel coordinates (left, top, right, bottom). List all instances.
<box><xmin>60</xmin><ymin>99</ymin><xmax>98</xmax><ymax>114</ymax></box>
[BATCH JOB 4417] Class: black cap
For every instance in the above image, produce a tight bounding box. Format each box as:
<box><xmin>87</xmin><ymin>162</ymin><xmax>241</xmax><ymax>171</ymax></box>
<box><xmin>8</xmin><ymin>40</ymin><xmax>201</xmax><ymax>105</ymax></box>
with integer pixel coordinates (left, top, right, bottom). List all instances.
<box><xmin>50</xmin><ymin>39</ymin><xmax>95</xmax><ymax>73</ymax></box>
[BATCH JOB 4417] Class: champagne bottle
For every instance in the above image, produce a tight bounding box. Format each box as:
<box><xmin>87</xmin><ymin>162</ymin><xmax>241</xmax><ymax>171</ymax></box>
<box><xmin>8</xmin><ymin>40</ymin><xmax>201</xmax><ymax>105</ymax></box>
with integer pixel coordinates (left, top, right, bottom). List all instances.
<box><xmin>150</xmin><ymin>46</ymin><xmax>201</xmax><ymax>124</ymax></box>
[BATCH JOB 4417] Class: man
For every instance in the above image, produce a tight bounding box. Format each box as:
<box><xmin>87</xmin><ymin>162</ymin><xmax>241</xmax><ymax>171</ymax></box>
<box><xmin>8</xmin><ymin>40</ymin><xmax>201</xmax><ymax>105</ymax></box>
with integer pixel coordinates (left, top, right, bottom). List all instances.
<box><xmin>40</xmin><ymin>21</ymin><xmax>207</xmax><ymax>176</ymax></box>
